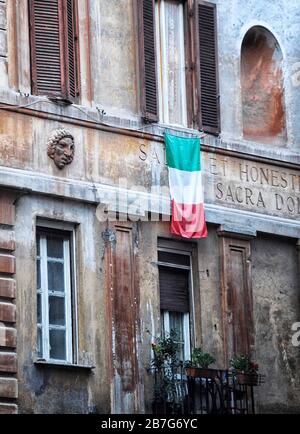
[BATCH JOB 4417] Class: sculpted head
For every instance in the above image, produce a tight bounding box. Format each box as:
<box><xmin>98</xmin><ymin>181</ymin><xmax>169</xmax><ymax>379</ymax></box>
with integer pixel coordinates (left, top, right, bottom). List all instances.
<box><xmin>47</xmin><ymin>129</ymin><xmax>75</xmax><ymax>169</ymax></box>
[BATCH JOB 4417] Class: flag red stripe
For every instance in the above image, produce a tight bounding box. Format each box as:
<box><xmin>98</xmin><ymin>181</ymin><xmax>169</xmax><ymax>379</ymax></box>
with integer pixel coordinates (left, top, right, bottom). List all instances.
<box><xmin>171</xmin><ymin>200</ymin><xmax>208</xmax><ymax>239</ymax></box>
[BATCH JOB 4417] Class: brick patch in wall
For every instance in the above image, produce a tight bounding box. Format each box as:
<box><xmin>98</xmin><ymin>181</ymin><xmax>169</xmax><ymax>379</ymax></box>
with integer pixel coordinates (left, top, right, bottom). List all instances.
<box><xmin>0</xmin><ymin>278</ymin><xmax>16</xmax><ymax>299</ymax></box>
<box><xmin>0</xmin><ymin>352</ymin><xmax>17</xmax><ymax>373</ymax></box>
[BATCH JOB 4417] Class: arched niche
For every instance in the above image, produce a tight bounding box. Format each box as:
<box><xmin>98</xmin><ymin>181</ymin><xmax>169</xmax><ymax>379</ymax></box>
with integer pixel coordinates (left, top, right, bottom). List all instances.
<box><xmin>241</xmin><ymin>26</ymin><xmax>286</xmax><ymax>145</ymax></box>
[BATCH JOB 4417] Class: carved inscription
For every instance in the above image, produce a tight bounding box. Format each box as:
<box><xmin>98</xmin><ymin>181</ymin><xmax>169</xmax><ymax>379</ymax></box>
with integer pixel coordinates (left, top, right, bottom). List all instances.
<box><xmin>139</xmin><ymin>144</ymin><xmax>300</xmax><ymax>220</ymax></box>
<box><xmin>206</xmin><ymin>155</ymin><xmax>300</xmax><ymax>218</ymax></box>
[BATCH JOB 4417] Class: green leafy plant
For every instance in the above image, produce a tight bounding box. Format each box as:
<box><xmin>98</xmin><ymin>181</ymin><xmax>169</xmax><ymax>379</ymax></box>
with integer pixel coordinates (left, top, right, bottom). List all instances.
<box><xmin>230</xmin><ymin>354</ymin><xmax>259</xmax><ymax>374</ymax></box>
<box><xmin>149</xmin><ymin>330</ymin><xmax>185</xmax><ymax>414</ymax></box>
<box><xmin>151</xmin><ymin>329</ymin><xmax>180</xmax><ymax>370</ymax></box>
<box><xmin>186</xmin><ymin>347</ymin><xmax>216</xmax><ymax>369</ymax></box>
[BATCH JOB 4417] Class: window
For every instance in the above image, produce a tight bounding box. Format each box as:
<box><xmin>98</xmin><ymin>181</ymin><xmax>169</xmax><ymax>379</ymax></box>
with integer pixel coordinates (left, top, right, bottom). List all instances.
<box><xmin>29</xmin><ymin>0</ymin><xmax>80</xmax><ymax>103</ymax></box>
<box><xmin>36</xmin><ymin>227</ymin><xmax>76</xmax><ymax>363</ymax></box>
<box><xmin>138</xmin><ymin>0</ymin><xmax>220</xmax><ymax>134</ymax></box>
<box><xmin>158</xmin><ymin>249</ymin><xmax>192</xmax><ymax>361</ymax></box>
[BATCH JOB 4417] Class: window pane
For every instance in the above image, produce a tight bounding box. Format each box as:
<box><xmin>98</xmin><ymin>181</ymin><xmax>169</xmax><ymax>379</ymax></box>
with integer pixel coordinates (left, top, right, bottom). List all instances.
<box><xmin>49</xmin><ymin>329</ymin><xmax>66</xmax><ymax>360</ymax></box>
<box><xmin>48</xmin><ymin>261</ymin><xmax>65</xmax><ymax>293</ymax></box>
<box><xmin>37</xmin><ymin>293</ymin><xmax>42</xmax><ymax>324</ymax></box>
<box><xmin>37</xmin><ymin>326</ymin><xmax>43</xmax><ymax>358</ymax></box>
<box><xmin>169</xmin><ymin>311</ymin><xmax>185</xmax><ymax>362</ymax></box>
<box><xmin>37</xmin><ymin>259</ymin><xmax>41</xmax><ymax>290</ymax></box>
<box><xmin>157</xmin><ymin>0</ymin><xmax>187</xmax><ymax>126</ymax></box>
<box><xmin>169</xmin><ymin>311</ymin><xmax>184</xmax><ymax>342</ymax></box>
<box><xmin>49</xmin><ymin>296</ymin><xmax>65</xmax><ymax>326</ymax></box>
<box><xmin>47</xmin><ymin>236</ymin><xmax>64</xmax><ymax>259</ymax></box>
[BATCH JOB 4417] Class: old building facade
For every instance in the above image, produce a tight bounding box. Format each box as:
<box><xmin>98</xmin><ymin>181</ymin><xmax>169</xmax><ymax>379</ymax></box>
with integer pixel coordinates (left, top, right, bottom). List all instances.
<box><xmin>0</xmin><ymin>0</ymin><xmax>300</xmax><ymax>414</ymax></box>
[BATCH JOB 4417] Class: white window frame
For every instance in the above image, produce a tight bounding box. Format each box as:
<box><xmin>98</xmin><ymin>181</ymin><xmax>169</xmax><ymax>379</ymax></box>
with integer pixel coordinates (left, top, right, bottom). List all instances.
<box><xmin>158</xmin><ymin>247</ymin><xmax>194</xmax><ymax>362</ymax></box>
<box><xmin>36</xmin><ymin>223</ymin><xmax>76</xmax><ymax>364</ymax></box>
<box><xmin>155</xmin><ymin>0</ymin><xmax>188</xmax><ymax>127</ymax></box>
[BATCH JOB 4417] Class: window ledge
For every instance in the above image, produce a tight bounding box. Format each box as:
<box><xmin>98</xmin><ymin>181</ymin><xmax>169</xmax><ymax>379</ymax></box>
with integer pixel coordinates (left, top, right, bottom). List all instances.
<box><xmin>34</xmin><ymin>360</ymin><xmax>95</xmax><ymax>371</ymax></box>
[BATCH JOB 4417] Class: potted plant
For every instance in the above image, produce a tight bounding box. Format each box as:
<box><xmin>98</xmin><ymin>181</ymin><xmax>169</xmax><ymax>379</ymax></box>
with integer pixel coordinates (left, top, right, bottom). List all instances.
<box><xmin>230</xmin><ymin>354</ymin><xmax>260</xmax><ymax>386</ymax></box>
<box><xmin>149</xmin><ymin>330</ymin><xmax>186</xmax><ymax>414</ymax></box>
<box><xmin>185</xmin><ymin>347</ymin><xmax>217</xmax><ymax>378</ymax></box>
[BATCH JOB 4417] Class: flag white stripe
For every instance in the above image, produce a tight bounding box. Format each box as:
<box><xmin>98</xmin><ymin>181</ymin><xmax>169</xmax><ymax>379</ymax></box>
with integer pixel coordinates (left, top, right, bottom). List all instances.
<box><xmin>168</xmin><ymin>167</ymin><xmax>204</xmax><ymax>205</ymax></box>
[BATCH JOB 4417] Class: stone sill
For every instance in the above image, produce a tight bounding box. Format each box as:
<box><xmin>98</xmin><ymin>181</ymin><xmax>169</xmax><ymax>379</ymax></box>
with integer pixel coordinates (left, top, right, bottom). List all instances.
<box><xmin>34</xmin><ymin>360</ymin><xmax>95</xmax><ymax>371</ymax></box>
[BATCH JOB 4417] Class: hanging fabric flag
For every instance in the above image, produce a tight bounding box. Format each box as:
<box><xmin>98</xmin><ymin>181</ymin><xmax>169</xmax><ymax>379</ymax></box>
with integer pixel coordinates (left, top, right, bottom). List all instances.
<box><xmin>165</xmin><ymin>133</ymin><xmax>208</xmax><ymax>239</ymax></box>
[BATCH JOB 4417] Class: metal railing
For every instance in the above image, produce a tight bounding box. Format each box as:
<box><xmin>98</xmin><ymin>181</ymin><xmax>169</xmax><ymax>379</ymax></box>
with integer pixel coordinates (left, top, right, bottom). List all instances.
<box><xmin>150</xmin><ymin>364</ymin><xmax>264</xmax><ymax>414</ymax></box>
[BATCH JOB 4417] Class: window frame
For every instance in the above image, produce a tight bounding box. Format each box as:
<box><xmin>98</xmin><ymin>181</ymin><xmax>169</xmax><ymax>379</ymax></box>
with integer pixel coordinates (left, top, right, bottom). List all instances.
<box><xmin>155</xmin><ymin>0</ymin><xmax>190</xmax><ymax>127</ymax></box>
<box><xmin>138</xmin><ymin>0</ymin><xmax>220</xmax><ymax>133</ymax></box>
<box><xmin>158</xmin><ymin>245</ymin><xmax>195</xmax><ymax>362</ymax></box>
<box><xmin>36</xmin><ymin>222</ymin><xmax>78</xmax><ymax>364</ymax></box>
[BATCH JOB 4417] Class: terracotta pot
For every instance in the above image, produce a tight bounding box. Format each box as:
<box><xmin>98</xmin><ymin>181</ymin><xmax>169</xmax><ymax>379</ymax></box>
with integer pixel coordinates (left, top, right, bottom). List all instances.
<box><xmin>186</xmin><ymin>367</ymin><xmax>219</xmax><ymax>379</ymax></box>
<box><xmin>186</xmin><ymin>367</ymin><xmax>201</xmax><ymax>377</ymax></box>
<box><xmin>236</xmin><ymin>372</ymin><xmax>259</xmax><ymax>386</ymax></box>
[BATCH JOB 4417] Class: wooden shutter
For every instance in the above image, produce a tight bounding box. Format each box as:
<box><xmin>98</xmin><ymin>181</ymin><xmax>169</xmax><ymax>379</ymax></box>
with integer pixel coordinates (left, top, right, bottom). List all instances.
<box><xmin>29</xmin><ymin>0</ymin><xmax>80</xmax><ymax>103</ymax></box>
<box><xmin>195</xmin><ymin>1</ymin><xmax>220</xmax><ymax>134</ymax></box>
<box><xmin>104</xmin><ymin>223</ymin><xmax>141</xmax><ymax>413</ymax></box>
<box><xmin>219</xmin><ymin>233</ymin><xmax>254</xmax><ymax>364</ymax></box>
<box><xmin>64</xmin><ymin>0</ymin><xmax>80</xmax><ymax>99</ymax></box>
<box><xmin>138</xmin><ymin>0</ymin><xmax>159</xmax><ymax>122</ymax></box>
<box><xmin>159</xmin><ymin>266</ymin><xmax>190</xmax><ymax>313</ymax></box>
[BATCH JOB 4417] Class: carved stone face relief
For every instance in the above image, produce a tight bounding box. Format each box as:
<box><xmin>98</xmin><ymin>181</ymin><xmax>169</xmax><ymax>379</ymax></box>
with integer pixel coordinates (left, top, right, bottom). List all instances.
<box><xmin>47</xmin><ymin>129</ymin><xmax>75</xmax><ymax>169</ymax></box>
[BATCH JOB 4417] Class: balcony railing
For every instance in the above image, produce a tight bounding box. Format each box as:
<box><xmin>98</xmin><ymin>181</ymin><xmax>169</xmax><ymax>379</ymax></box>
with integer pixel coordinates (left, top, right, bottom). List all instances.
<box><xmin>150</xmin><ymin>364</ymin><xmax>264</xmax><ymax>415</ymax></box>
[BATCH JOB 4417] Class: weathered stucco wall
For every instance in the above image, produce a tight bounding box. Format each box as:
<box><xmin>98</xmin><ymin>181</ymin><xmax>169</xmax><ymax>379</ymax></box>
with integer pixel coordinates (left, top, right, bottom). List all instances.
<box><xmin>96</xmin><ymin>0</ymin><xmax>138</xmax><ymax>118</ymax></box>
<box><xmin>79</xmin><ymin>0</ymin><xmax>139</xmax><ymax>118</ymax></box>
<box><xmin>15</xmin><ymin>195</ymin><xmax>111</xmax><ymax>414</ymax></box>
<box><xmin>241</xmin><ymin>26</ymin><xmax>286</xmax><ymax>145</ymax></box>
<box><xmin>215</xmin><ymin>0</ymin><xmax>300</xmax><ymax>151</ymax></box>
<box><xmin>1</xmin><ymin>110</ymin><xmax>300</xmax><ymax>227</ymax></box>
<box><xmin>252</xmin><ymin>234</ymin><xmax>300</xmax><ymax>413</ymax></box>
<box><xmin>196</xmin><ymin>226</ymin><xmax>224</xmax><ymax>367</ymax></box>
<box><xmin>0</xmin><ymin>110</ymin><xmax>167</xmax><ymax>188</ymax></box>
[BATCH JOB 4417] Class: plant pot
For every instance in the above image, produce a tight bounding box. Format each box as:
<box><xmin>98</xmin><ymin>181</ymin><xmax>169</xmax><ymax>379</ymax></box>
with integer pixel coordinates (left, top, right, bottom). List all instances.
<box><xmin>236</xmin><ymin>372</ymin><xmax>259</xmax><ymax>386</ymax></box>
<box><xmin>186</xmin><ymin>367</ymin><xmax>219</xmax><ymax>379</ymax></box>
<box><xmin>186</xmin><ymin>367</ymin><xmax>201</xmax><ymax>377</ymax></box>
<box><xmin>198</xmin><ymin>368</ymin><xmax>220</xmax><ymax>379</ymax></box>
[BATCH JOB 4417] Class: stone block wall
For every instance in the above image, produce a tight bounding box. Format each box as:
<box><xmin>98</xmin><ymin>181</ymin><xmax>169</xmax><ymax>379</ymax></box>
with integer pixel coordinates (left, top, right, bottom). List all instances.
<box><xmin>0</xmin><ymin>190</ymin><xmax>17</xmax><ymax>414</ymax></box>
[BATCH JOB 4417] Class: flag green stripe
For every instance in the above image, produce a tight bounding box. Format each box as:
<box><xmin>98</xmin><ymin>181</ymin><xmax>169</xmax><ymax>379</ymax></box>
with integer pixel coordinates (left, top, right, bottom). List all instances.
<box><xmin>165</xmin><ymin>133</ymin><xmax>201</xmax><ymax>172</ymax></box>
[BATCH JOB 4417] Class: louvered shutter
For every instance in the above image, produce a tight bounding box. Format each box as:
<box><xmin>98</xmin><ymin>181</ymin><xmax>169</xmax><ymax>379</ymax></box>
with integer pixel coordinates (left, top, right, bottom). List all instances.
<box><xmin>29</xmin><ymin>0</ymin><xmax>79</xmax><ymax>102</ymax></box>
<box><xmin>138</xmin><ymin>0</ymin><xmax>159</xmax><ymax>122</ymax></box>
<box><xmin>195</xmin><ymin>1</ymin><xmax>220</xmax><ymax>134</ymax></box>
<box><xmin>64</xmin><ymin>0</ymin><xmax>80</xmax><ymax>99</ymax></box>
<box><xmin>159</xmin><ymin>266</ymin><xmax>190</xmax><ymax>313</ymax></box>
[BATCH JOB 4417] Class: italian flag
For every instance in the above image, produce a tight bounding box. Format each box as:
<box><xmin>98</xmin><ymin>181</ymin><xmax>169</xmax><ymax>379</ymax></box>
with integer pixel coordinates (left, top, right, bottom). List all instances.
<box><xmin>165</xmin><ymin>133</ymin><xmax>208</xmax><ymax>239</ymax></box>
